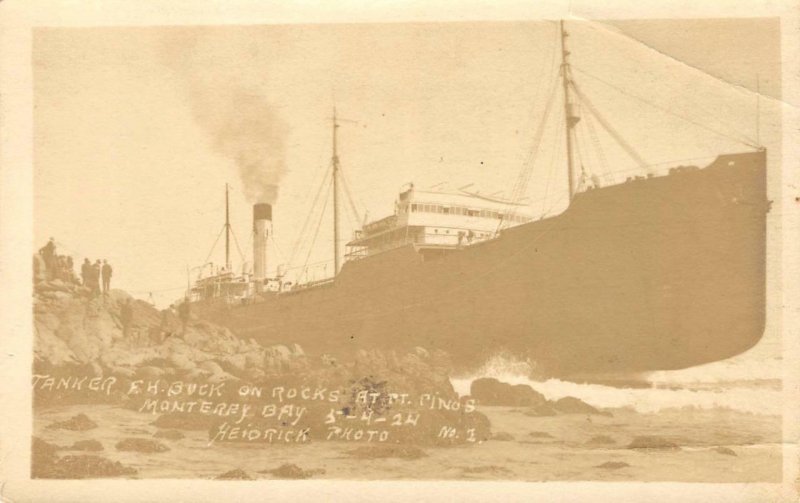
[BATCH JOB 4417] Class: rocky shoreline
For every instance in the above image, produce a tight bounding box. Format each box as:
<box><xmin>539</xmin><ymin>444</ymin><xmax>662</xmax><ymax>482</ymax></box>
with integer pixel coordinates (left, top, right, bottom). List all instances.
<box><xmin>32</xmin><ymin>276</ymin><xmax>631</xmax><ymax>479</ymax></box>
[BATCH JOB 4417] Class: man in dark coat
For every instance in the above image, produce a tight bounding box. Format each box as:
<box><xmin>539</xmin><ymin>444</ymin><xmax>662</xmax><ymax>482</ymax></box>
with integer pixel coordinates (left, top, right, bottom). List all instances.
<box><xmin>101</xmin><ymin>260</ymin><xmax>113</xmax><ymax>294</ymax></box>
<box><xmin>39</xmin><ymin>238</ymin><xmax>56</xmax><ymax>279</ymax></box>
<box><xmin>92</xmin><ymin>260</ymin><xmax>102</xmax><ymax>296</ymax></box>
<box><xmin>81</xmin><ymin>258</ymin><xmax>91</xmax><ymax>287</ymax></box>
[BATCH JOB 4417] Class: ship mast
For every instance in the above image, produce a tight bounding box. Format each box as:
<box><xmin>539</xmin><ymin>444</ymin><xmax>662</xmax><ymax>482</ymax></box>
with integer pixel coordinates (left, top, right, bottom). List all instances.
<box><xmin>331</xmin><ymin>108</ymin><xmax>341</xmax><ymax>275</ymax></box>
<box><xmin>224</xmin><ymin>183</ymin><xmax>231</xmax><ymax>271</ymax></box>
<box><xmin>560</xmin><ymin>20</ymin><xmax>580</xmax><ymax>202</ymax></box>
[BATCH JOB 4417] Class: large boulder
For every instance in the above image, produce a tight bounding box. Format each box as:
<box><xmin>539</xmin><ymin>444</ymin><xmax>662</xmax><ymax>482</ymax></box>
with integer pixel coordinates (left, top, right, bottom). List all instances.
<box><xmin>216</xmin><ymin>468</ymin><xmax>252</xmax><ymax>480</ymax></box>
<box><xmin>469</xmin><ymin>378</ymin><xmax>546</xmax><ymax>406</ymax></box>
<box><xmin>551</xmin><ymin>396</ymin><xmax>611</xmax><ymax>416</ymax></box>
<box><xmin>65</xmin><ymin>439</ymin><xmax>104</xmax><ymax>451</ymax></box>
<box><xmin>47</xmin><ymin>413</ymin><xmax>98</xmax><ymax>431</ymax></box>
<box><xmin>207</xmin><ymin>348</ymin><xmax>491</xmax><ymax>447</ymax></box>
<box><xmin>32</xmin><ymin>437</ymin><xmax>136</xmax><ymax>479</ymax></box>
<box><xmin>115</xmin><ymin>438</ymin><xmax>170</xmax><ymax>453</ymax></box>
<box><xmin>628</xmin><ymin>435</ymin><xmax>680</xmax><ymax>450</ymax></box>
<box><xmin>261</xmin><ymin>463</ymin><xmax>324</xmax><ymax>479</ymax></box>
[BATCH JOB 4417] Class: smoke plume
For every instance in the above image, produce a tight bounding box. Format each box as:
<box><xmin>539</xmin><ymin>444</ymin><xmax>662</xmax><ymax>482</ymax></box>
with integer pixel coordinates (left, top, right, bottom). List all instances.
<box><xmin>160</xmin><ymin>29</ymin><xmax>287</xmax><ymax>204</ymax></box>
<box><xmin>200</xmin><ymin>89</ymin><xmax>287</xmax><ymax>203</ymax></box>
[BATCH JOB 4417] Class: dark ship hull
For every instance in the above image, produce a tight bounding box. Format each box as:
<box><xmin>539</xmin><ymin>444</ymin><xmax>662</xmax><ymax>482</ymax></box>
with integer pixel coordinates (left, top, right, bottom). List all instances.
<box><xmin>192</xmin><ymin>151</ymin><xmax>768</xmax><ymax>377</ymax></box>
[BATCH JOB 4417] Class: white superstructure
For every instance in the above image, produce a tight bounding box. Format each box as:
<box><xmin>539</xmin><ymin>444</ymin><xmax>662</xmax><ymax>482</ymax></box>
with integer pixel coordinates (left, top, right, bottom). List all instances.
<box><xmin>346</xmin><ymin>183</ymin><xmax>533</xmax><ymax>260</ymax></box>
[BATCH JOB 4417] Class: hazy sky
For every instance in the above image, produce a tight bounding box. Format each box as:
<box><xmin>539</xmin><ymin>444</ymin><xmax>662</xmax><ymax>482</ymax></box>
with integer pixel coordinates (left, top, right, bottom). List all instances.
<box><xmin>33</xmin><ymin>19</ymin><xmax>781</xmax><ymax>307</ymax></box>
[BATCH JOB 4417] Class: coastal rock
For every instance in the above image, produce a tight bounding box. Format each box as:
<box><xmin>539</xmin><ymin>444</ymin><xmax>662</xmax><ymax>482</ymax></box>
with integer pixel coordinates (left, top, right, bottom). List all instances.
<box><xmin>32</xmin><ymin>438</ymin><xmax>136</xmax><ymax>479</ymax></box>
<box><xmin>586</xmin><ymin>435</ymin><xmax>616</xmax><ymax>446</ymax></box>
<box><xmin>31</xmin><ymin>437</ymin><xmax>61</xmax><ymax>476</ymax></box>
<box><xmin>136</xmin><ymin>366</ymin><xmax>165</xmax><ymax>379</ymax></box>
<box><xmin>42</xmin><ymin>455</ymin><xmax>138</xmax><ymax>479</ymax></box>
<box><xmin>470</xmin><ymin>378</ymin><xmax>546</xmax><ymax>406</ymax></box>
<box><xmin>246</xmin><ymin>368</ymin><xmax>266</xmax><ymax>381</ymax></box>
<box><xmin>523</xmin><ymin>402</ymin><xmax>558</xmax><ymax>417</ymax></box>
<box><xmin>47</xmin><ymin>413</ymin><xmax>98</xmax><ymax>431</ymax></box>
<box><xmin>206</xmin><ymin>348</ymin><xmax>491</xmax><ymax>447</ymax></box>
<box><xmin>347</xmin><ymin>445</ymin><xmax>427</xmax><ymax>460</ymax></box>
<box><xmin>199</xmin><ymin>360</ymin><xmax>224</xmax><ymax>375</ymax></box>
<box><xmin>65</xmin><ymin>439</ymin><xmax>104</xmax><ymax>451</ymax></box>
<box><xmin>115</xmin><ymin>438</ymin><xmax>170</xmax><ymax>453</ymax></box>
<box><xmin>153</xmin><ymin>412</ymin><xmax>218</xmax><ymax>431</ymax></box>
<box><xmin>182</xmin><ymin>368</ymin><xmax>213</xmax><ymax>381</ymax></box>
<box><xmin>714</xmin><ymin>446</ymin><xmax>737</xmax><ymax>456</ymax></box>
<box><xmin>551</xmin><ymin>396</ymin><xmax>608</xmax><ymax>416</ymax></box>
<box><xmin>33</xmin><ymin>277</ymin><xmax>265</xmax><ymax>378</ymax></box>
<box><xmin>462</xmin><ymin>465</ymin><xmax>513</xmax><ymax>477</ymax></box>
<box><xmin>242</xmin><ymin>350</ymin><xmax>264</xmax><ymax>369</ymax></box>
<box><xmin>263</xmin><ymin>463</ymin><xmax>324</xmax><ymax>479</ymax></box>
<box><xmin>219</xmin><ymin>353</ymin><xmax>247</xmax><ymax>373</ymax></box>
<box><xmin>595</xmin><ymin>461</ymin><xmax>630</xmax><ymax>470</ymax></box>
<box><xmin>628</xmin><ymin>435</ymin><xmax>680</xmax><ymax>450</ymax></box>
<box><xmin>153</xmin><ymin>429</ymin><xmax>186</xmax><ymax>440</ymax></box>
<box><xmin>207</xmin><ymin>370</ymin><xmax>238</xmax><ymax>384</ymax></box>
<box><xmin>108</xmin><ymin>365</ymin><xmax>137</xmax><ymax>379</ymax></box>
<box><xmin>168</xmin><ymin>352</ymin><xmax>196</xmax><ymax>371</ymax></box>
<box><xmin>215</xmin><ymin>468</ymin><xmax>252</xmax><ymax>480</ymax></box>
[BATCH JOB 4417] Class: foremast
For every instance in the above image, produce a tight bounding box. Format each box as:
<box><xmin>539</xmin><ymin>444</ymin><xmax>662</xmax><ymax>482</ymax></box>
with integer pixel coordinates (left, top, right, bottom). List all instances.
<box><xmin>331</xmin><ymin>108</ymin><xmax>341</xmax><ymax>275</ymax></box>
<box><xmin>560</xmin><ymin>20</ymin><xmax>580</xmax><ymax>203</ymax></box>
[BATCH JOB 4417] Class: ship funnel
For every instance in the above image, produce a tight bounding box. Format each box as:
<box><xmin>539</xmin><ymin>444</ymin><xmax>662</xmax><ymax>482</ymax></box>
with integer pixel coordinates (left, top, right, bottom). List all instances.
<box><xmin>253</xmin><ymin>203</ymin><xmax>271</xmax><ymax>280</ymax></box>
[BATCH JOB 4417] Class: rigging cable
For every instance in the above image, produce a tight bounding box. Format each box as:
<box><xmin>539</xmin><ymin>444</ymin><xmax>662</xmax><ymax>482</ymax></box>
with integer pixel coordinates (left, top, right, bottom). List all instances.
<box><xmin>202</xmin><ymin>225</ymin><xmax>227</xmax><ymax>267</ymax></box>
<box><xmin>300</xmin><ymin>174</ymin><xmax>332</xmax><ymax>281</ymax></box>
<box><xmin>338</xmin><ymin>161</ymin><xmax>364</xmax><ymax>225</ymax></box>
<box><xmin>287</xmin><ymin>166</ymin><xmax>332</xmax><ymax>268</ymax></box>
<box><xmin>572</xmin><ymin>67</ymin><xmax>759</xmax><ymax>149</ymax></box>
<box><xmin>228</xmin><ymin>226</ymin><xmax>246</xmax><ymax>269</ymax></box>
<box><xmin>496</xmin><ymin>23</ymin><xmax>562</xmax><ymax>235</ymax></box>
<box><xmin>540</xmin><ymin>109</ymin><xmax>565</xmax><ymax>215</ymax></box>
<box><xmin>496</xmin><ymin>73</ymin><xmax>561</xmax><ymax>235</ymax></box>
<box><xmin>569</xmin><ymin>80</ymin><xmax>651</xmax><ymax>173</ymax></box>
<box><xmin>582</xmin><ymin>111</ymin><xmax>613</xmax><ymax>185</ymax></box>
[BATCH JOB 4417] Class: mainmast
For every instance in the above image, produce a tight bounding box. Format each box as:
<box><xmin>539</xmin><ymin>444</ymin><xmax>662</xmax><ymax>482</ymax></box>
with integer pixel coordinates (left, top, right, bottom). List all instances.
<box><xmin>331</xmin><ymin>108</ymin><xmax>341</xmax><ymax>275</ymax></box>
<box><xmin>560</xmin><ymin>20</ymin><xmax>580</xmax><ymax>202</ymax></box>
<box><xmin>224</xmin><ymin>183</ymin><xmax>231</xmax><ymax>271</ymax></box>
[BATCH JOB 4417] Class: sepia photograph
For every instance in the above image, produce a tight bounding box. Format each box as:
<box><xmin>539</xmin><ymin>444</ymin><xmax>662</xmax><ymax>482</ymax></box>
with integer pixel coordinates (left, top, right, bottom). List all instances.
<box><xmin>1</xmin><ymin>1</ymin><xmax>798</xmax><ymax>501</ymax></box>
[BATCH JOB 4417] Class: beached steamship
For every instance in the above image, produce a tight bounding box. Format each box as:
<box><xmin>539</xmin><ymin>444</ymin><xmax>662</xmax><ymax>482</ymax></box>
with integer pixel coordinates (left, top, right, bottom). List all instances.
<box><xmin>187</xmin><ymin>22</ymin><xmax>769</xmax><ymax>377</ymax></box>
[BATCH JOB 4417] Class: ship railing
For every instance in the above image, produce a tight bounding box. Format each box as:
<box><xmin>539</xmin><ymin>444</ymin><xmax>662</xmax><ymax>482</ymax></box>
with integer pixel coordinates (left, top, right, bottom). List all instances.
<box><xmin>345</xmin><ymin>227</ymin><xmax>499</xmax><ymax>261</ymax></box>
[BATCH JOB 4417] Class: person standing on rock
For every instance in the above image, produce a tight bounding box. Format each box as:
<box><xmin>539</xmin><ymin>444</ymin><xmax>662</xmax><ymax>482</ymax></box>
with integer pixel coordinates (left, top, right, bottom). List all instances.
<box><xmin>65</xmin><ymin>256</ymin><xmax>76</xmax><ymax>283</ymax></box>
<box><xmin>81</xmin><ymin>258</ymin><xmax>91</xmax><ymax>287</ymax></box>
<box><xmin>39</xmin><ymin>238</ymin><xmax>56</xmax><ymax>279</ymax></box>
<box><xmin>92</xmin><ymin>260</ymin><xmax>102</xmax><ymax>296</ymax></box>
<box><xmin>120</xmin><ymin>298</ymin><xmax>133</xmax><ymax>338</ymax></box>
<box><xmin>101</xmin><ymin>260</ymin><xmax>113</xmax><ymax>294</ymax></box>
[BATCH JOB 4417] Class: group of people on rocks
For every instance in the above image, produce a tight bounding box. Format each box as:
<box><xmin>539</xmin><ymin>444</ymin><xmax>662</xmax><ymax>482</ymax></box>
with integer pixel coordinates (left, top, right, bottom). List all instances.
<box><xmin>38</xmin><ymin>238</ymin><xmax>114</xmax><ymax>296</ymax></box>
<box><xmin>80</xmin><ymin>258</ymin><xmax>113</xmax><ymax>296</ymax></box>
<box><xmin>38</xmin><ymin>238</ymin><xmax>194</xmax><ymax>346</ymax></box>
<box><xmin>37</xmin><ymin>238</ymin><xmax>77</xmax><ymax>284</ymax></box>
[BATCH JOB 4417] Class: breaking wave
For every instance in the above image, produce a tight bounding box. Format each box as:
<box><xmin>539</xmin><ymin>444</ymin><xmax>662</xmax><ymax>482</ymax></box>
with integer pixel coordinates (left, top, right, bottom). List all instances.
<box><xmin>450</xmin><ymin>351</ymin><xmax>782</xmax><ymax>416</ymax></box>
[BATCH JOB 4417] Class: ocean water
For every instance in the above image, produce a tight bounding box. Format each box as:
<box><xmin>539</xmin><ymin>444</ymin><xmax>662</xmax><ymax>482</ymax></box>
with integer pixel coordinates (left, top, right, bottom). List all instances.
<box><xmin>450</xmin><ymin>335</ymin><xmax>783</xmax><ymax>416</ymax></box>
